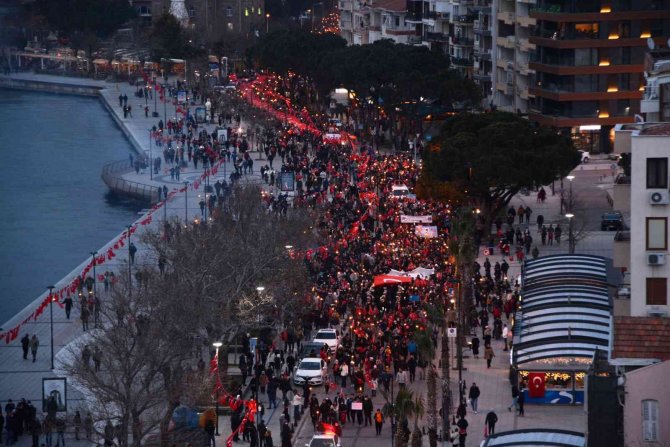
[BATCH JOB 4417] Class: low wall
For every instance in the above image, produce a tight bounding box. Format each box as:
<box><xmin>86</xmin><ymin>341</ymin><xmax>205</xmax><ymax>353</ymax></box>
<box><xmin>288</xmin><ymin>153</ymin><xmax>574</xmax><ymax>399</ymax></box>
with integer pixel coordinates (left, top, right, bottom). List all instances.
<box><xmin>0</xmin><ymin>77</ymin><xmax>101</xmax><ymax>96</ymax></box>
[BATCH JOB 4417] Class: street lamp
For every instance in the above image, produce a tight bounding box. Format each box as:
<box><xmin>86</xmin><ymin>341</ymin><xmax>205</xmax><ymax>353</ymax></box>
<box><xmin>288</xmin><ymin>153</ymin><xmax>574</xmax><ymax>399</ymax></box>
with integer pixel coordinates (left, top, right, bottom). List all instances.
<box><xmin>265</xmin><ymin>13</ymin><xmax>270</xmax><ymax>33</ymax></box>
<box><xmin>126</xmin><ymin>225</ymin><xmax>133</xmax><ymax>297</ymax></box>
<box><xmin>90</xmin><ymin>251</ymin><xmax>98</xmax><ymax>328</ymax></box>
<box><xmin>149</xmin><ymin>129</ymin><xmax>154</xmax><ymax>181</ymax></box>
<box><xmin>47</xmin><ymin>285</ymin><xmax>55</xmax><ymax>370</ymax></box>
<box><xmin>212</xmin><ymin>341</ymin><xmax>223</xmax><ymax>436</ymax></box>
<box><xmin>566</xmin><ymin>213</ymin><xmax>575</xmax><ymax>254</ymax></box>
<box><xmin>184</xmin><ymin>181</ymin><xmax>190</xmax><ymax>223</ymax></box>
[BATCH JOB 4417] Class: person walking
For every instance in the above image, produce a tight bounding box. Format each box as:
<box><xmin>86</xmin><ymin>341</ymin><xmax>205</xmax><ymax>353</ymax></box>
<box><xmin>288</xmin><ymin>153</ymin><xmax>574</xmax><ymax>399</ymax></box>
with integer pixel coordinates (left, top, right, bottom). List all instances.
<box><xmin>63</xmin><ymin>296</ymin><xmax>73</xmax><ymax>319</ymax></box>
<box><xmin>21</xmin><ymin>333</ymin><xmax>30</xmax><ymax>360</ymax></box>
<box><xmin>485</xmin><ymin>410</ymin><xmax>498</xmax><ymax>436</ymax></box>
<box><xmin>84</xmin><ymin>413</ymin><xmax>93</xmax><ymax>441</ymax></box>
<box><xmin>484</xmin><ymin>345</ymin><xmax>495</xmax><ymax>368</ymax></box>
<box><xmin>507</xmin><ymin>385</ymin><xmax>519</xmax><ymax>412</ymax></box>
<box><xmin>30</xmin><ymin>335</ymin><xmax>39</xmax><ymax>363</ymax></box>
<box><xmin>456</xmin><ymin>417</ymin><xmax>468</xmax><ymax>447</ymax></box>
<box><xmin>468</xmin><ymin>383</ymin><xmax>480</xmax><ymax>414</ymax></box>
<box><xmin>374</xmin><ymin>409</ymin><xmax>383</xmax><ymax>435</ymax></box>
<box><xmin>73</xmin><ymin>411</ymin><xmax>81</xmax><ymax>441</ymax></box>
<box><xmin>55</xmin><ymin>418</ymin><xmax>65</xmax><ymax>447</ymax></box>
<box><xmin>129</xmin><ymin>243</ymin><xmax>137</xmax><ymax>265</ymax></box>
<box><xmin>517</xmin><ymin>387</ymin><xmax>525</xmax><ymax>416</ymax></box>
<box><xmin>502</xmin><ymin>324</ymin><xmax>509</xmax><ymax>351</ymax></box>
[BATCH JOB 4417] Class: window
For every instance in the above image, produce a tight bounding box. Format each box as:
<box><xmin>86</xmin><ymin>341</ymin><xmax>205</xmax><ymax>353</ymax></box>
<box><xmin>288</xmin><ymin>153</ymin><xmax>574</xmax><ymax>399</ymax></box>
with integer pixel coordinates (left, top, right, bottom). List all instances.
<box><xmin>646</xmin><ymin>278</ymin><xmax>667</xmax><ymax>305</ymax></box>
<box><xmin>642</xmin><ymin>400</ymin><xmax>659</xmax><ymax>441</ymax></box>
<box><xmin>647</xmin><ymin>158</ymin><xmax>668</xmax><ymax>189</ymax></box>
<box><xmin>646</xmin><ymin>218</ymin><xmax>667</xmax><ymax>250</ymax></box>
<box><xmin>226</xmin><ymin>6</ymin><xmax>233</xmax><ymax>17</ymax></box>
<box><xmin>188</xmin><ymin>6</ymin><xmax>196</xmax><ymax>17</ymax></box>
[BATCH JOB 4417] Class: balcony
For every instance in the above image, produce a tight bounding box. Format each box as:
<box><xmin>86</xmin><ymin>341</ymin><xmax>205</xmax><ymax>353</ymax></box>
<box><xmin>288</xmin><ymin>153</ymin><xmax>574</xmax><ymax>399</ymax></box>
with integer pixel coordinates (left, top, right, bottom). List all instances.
<box><xmin>516</xmin><ymin>15</ymin><xmax>536</xmax><ymax>27</ymax></box>
<box><xmin>450</xmin><ymin>36</ymin><xmax>474</xmax><ymax>47</ymax></box>
<box><xmin>517</xmin><ymin>37</ymin><xmax>535</xmax><ymax>52</ymax></box>
<box><xmin>496</xmin><ymin>35</ymin><xmax>516</xmax><ymax>49</ymax></box>
<box><xmin>497</xmin><ymin>11</ymin><xmax>515</xmax><ymax>25</ymax></box>
<box><xmin>339</xmin><ymin>0</ymin><xmax>352</xmax><ymax>9</ymax></box>
<box><xmin>451</xmin><ymin>56</ymin><xmax>474</xmax><ymax>67</ymax></box>
<box><xmin>640</xmin><ymin>97</ymin><xmax>659</xmax><ymax>114</ymax></box>
<box><xmin>496</xmin><ymin>81</ymin><xmax>513</xmax><ymax>95</ymax></box>
<box><xmin>474</xmin><ymin>48</ymin><xmax>492</xmax><ymax>60</ymax></box>
<box><xmin>472</xmin><ymin>0</ymin><xmax>492</xmax><ymax>12</ymax></box>
<box><xmin>474</xmin><ymin>71</ymin><xmax>492</xmax><ymax>81</ymax></box>
<box><xmin>426</xmin><ymin>32</ymin><xmax>449</xmax><ymax>41</ymax></box>
<box><xmin>405</xmin><ymin>12</ymin><xmax>422</xmax><ymax>22</ymax></box>
<box><xmin>474</xmin><ymin>20</ymin><xmax>491</xmax><ymax>36</ymax></box>
<box><xmin>453</xmin><ymin>14</ymin><xmax>475</xmax><ymax>25</ymax></box>
<box><xmin>340</xmin><ymin>19</ymin><xmax>353</xmax><ymax>29</ymax></box>
<box><xmin>425</xmin><ymin>10</ymin><xmax>450</xmax><ymax>20</ymax></box>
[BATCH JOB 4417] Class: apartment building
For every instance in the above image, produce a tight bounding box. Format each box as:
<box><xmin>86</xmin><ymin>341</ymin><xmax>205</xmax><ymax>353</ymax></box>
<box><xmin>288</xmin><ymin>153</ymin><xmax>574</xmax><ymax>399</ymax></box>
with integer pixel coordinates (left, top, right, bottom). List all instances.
<box><xmin>492</xmin><ymin>0</ymin><xmax>536</xmax><ymax>113</ymax></box>
<box><xmin>339</xmin><ymin>0</ymin><xmax>418</xmax><ymax>45</ymax></box>
<box><xmin>641</xmin><ymin>47</ymin><xmax>670</xmax><ymax>122</ymax></box>
<box><xmin>151</xmin><ymin>0</ymin><xmax>265</xmax><ymax>35</ymax></box>
<box><xmin>527</xmin><ymin>0</ymin><xmax>670</xmax><ymax>152</ymax></box>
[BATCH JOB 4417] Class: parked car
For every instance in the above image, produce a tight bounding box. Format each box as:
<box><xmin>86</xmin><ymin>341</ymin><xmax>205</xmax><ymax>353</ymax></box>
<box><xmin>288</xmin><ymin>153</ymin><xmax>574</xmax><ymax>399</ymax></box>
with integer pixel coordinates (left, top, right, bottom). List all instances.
<box><xmin>601</xmin><ymin>211</ymin><xmax>624</xmax><ymax>231</ymax></box>
<box><xmin>578</xmin><ymin>150</ymin><xmax>590</xmax><ymax>163</ymax></box>
<box><xmin>293</xmin><ymin>358</ymin><xmax>327</xmax><ymax>386</ymax></box>
<box><xmin>312</xmin><ymin>328</ymin><xmax>339</xmax><ymax>354</ymax></box>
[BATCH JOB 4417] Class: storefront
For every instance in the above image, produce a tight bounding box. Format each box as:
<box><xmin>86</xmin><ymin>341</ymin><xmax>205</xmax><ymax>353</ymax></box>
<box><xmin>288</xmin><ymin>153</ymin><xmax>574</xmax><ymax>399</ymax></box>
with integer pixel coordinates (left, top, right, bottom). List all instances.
<box><xmin>511</xmin><ymin>254</ymin><xmax>612</xmax><ymax>405</ymax></box>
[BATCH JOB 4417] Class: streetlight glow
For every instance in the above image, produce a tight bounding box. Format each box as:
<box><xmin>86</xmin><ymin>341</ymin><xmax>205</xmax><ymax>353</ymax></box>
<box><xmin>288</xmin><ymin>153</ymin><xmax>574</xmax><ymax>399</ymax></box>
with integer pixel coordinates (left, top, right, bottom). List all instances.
<box><xmin>566</xmin><ymin>175</ymin><xmax>575</xmax><ymax>181</ymax></box>
<box><xmin>212</xmin><ymin>341</ymin><xmax>223</xmax><ymax>348</ymax></box>
<box><xmin>565</xmin><ymin>213</ymin><xmax>575</xmax><ymax>219</ymax></box>
<box><xmin>256</xmin><ymin>286</ymin><xmax>265</xmax><ymax>292</ymax></box>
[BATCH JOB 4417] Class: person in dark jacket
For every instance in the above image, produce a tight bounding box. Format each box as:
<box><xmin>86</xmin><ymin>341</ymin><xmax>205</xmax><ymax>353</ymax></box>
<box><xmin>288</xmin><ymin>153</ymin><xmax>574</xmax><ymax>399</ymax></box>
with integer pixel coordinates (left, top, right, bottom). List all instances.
<box><xmin>485</xmin><ymin>410</ymin><xmax>498</xmax><ymax>435</ymax></box>
<box><xmin>468</xmin><ymin>383</ymin><xmax>481</xmax><ymax>414</ymax></box>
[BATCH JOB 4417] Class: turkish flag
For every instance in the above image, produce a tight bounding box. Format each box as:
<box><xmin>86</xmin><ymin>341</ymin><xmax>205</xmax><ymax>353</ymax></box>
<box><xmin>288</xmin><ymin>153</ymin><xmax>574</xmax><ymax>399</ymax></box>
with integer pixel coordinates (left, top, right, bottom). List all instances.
<box><xmin>373</xmin><ymin>275</ymin><xmax>413</xmax><ymax>287</ymax></box>
<box><xmin>528</xmin><ymin>372</ymin><xmax>546</xmax><ymax>398</ymax></box>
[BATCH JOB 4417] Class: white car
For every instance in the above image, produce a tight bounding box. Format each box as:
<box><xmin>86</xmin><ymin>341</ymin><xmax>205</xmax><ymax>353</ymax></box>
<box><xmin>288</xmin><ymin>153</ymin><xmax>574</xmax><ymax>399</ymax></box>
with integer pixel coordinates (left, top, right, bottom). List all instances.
<box><xmin>306</xmin><ymin>434</ymin><xmax>341</xmax><ymax>447</ymax></box>
<box><xmin>313</xmin><ymin>328</ymin><xmax>339</xmax><ymax>354</ymax></box>
<box><xmin>293</xmin><ymin>357</ymin><xmax>327</xmax><ymax>386</ymax></box>
<box><xmin>390</xmin><ymin>184</ymin><xmax>416</xmax><ymax>200</ymax></box>
<box><xmin>578</xmin><ymin>150</ymin><xmax>590</xmax><ymax>163</ymax></box>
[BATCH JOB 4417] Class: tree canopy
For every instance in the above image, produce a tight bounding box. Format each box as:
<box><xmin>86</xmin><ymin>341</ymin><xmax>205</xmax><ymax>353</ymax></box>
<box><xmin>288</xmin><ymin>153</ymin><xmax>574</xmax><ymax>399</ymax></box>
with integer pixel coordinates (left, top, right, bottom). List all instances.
<box><xmin>34</xmin><ymin>0</ymin><xmax>135</xmax><ymax>39</ymax></box>
<box><xmin>420</xmin><ymin>112</ymin><xmax>579</xmax><ymax>230</ymax></box>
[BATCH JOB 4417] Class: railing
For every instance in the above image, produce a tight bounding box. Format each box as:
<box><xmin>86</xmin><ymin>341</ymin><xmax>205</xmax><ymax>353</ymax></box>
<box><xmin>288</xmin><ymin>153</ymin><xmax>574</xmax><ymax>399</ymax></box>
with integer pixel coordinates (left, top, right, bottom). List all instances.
<box><xmin>426</xmin><ymin>32</ymin><xmax>449</xmax><ymax>41</ymax></box>
<box><xmin>101</xmin><ymin>159</ymin><xmax>159</xmax><ymax>203</ymax></box>
<box><xmin>450</xmin><ymin>36</ymin><xmax>474</xmax><ymax>46</ymax></box>
<box><xmin>451</xmin><ymin>57</ymin><xmax>474</xmax><ymax>67</ymax></box>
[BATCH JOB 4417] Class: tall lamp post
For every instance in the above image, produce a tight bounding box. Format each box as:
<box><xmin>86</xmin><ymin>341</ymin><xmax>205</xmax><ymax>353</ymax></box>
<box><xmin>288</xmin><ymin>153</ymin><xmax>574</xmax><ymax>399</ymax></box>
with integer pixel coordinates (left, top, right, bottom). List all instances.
<box><xmin>149</xmin><ymin>129</ymin><xmax>154</xmax><ymax>181</ymax></box>
<box><xmin>256</xmin><ymin>286</ymin><xmax>265</xmax><ymax>329</ymax></box>
<box><xmin>566</xmin><ymin>213</ymin><xmax>575</xmax><ymax>254</ymax></box>
<box><xmin>126</xmin><ymin>225</ymin><xmax>133</xmax><ymax>297</ymax></box>
<box><xmin>90</xmin><ymin>251</ymin><xmax>98</xmax><ymax>327</ymax></box>
<box><xmin>265</xmin><ymin>13</ymin><xmax>270</xmax><ymax>33</ymax></box>
<box><xmin>184</xmin><ymin>181</ymin><xmax>190</xmax><ymax>223</ymax></box>
<box><xmin>47</xmin><ymin>285</ymin><xmax>55</xmax><ymax>370</ymax></box>
<box><xmin>212</xmin><ymin>341</ymin><xmax>223</xmax><ymax>436</ymax></box>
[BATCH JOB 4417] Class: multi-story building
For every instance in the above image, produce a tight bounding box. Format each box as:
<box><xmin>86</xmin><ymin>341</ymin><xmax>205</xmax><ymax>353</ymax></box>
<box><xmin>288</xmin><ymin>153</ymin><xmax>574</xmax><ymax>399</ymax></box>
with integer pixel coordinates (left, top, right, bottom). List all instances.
<box><xmin>641</xmin><ymin>48</ymin><xmax>670</xmax><ymax>122</ymax></box>
<box><xmin>629</xmin><ymin>123</ymin><xmax>670</xmax><ymax>318</ymax></box>
<box><xmin>491</xmin><ymin>0</ymin><xmax>536</xmax><ymax>113</ymax></box>
<box><xmin>150</xmin><ymin>0</ymin><xmax>265</xmax><ymax>36</ymax></box>
<box><xmin>339</xmin><ymin>0</ymin><xmax>418</xmax><ymax>45</ymax></box>
<box><xmin>527</xmin><ymin>0</ymin><xmax>670</xmax><ymax>153</ymax></box>
<box><xmin>473</xmin><ymin>0</ymin><xmax>494</xmax><ymax>105</ymax></box>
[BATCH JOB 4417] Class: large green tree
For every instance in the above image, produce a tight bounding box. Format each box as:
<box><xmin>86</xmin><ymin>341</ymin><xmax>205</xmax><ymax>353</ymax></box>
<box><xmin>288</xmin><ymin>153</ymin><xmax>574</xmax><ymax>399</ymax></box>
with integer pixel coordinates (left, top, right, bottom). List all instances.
<box><xmin>35</xmin><ymin>0</ymin><xmax>135</xmax><ymax>40</ymax></box>
<box><xmin>421</xmin><ymin>112</ymin><xmax>579</xmax><ymax>234</ymax></box>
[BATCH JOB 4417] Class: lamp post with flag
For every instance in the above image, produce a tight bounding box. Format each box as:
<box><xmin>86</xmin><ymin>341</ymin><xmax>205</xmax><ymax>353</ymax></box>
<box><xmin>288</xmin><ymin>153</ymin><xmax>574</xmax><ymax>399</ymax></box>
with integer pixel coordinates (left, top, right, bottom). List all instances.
<box><xmin>212</xmin><ymin>341</ymin><xmax>223</xmax><ymax>435</ymax></box>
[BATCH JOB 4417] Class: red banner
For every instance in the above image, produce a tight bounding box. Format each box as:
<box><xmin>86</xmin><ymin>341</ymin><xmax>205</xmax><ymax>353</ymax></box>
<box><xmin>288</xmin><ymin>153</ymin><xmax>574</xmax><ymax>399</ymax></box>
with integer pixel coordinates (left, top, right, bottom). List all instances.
<box><xmin>373</xmin><ymin>275</ymin><xmax>413</xmax><ymax>287</ymax></box>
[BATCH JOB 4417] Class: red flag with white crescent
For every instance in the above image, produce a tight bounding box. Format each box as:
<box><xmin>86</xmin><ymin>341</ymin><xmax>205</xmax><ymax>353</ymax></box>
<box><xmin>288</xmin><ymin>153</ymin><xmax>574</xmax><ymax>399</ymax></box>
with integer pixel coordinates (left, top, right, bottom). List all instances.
<box><xmin>528</xmin><ymin>372</ymin><xmax>545</xmax><ymax>398</ymax></box>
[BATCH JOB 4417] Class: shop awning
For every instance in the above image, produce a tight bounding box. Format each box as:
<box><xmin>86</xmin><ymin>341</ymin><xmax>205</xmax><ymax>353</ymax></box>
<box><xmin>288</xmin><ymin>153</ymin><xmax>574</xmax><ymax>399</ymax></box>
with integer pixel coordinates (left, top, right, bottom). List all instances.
<box><xmin>482</xmin><ymin>429</ymin><xmax>585</xmax><ymax>447</ymax></box>
<box><xmin>513</xmin><ymin>254</ymin><xmax>612</xmax><ymax>368</ymax></box>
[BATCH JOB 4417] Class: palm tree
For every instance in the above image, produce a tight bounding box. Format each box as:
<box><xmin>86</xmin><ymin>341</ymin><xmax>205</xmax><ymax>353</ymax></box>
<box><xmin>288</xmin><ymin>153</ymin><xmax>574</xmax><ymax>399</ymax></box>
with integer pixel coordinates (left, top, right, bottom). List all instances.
<box><xmin>426</xmin><ymin>365</ymin><xmax>438</xmax><ymax>447</ymax></box>
<box><xmin>382</xmin><ymin>388</ymin><xmax>424</xmax><ymax>447</ymax></box>
<box><xmin>410</xmin><ymin>395</ymin><xmax>425</xmax><ymax>447</ymax></box>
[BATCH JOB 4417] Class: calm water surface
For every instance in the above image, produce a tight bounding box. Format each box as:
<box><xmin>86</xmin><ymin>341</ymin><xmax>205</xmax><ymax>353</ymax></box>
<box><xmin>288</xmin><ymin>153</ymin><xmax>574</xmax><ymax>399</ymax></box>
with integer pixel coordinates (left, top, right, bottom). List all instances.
<box><xmin>0</xmin><ymin>89</ymin><xmax>141</xmax><ymax>322</ymax></box>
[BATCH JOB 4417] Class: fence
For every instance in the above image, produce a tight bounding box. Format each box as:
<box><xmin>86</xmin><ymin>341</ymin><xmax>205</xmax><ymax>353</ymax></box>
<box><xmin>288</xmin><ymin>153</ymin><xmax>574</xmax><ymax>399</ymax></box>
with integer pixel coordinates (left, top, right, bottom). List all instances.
<box><xmin>101</xmin><ymin>159</ymin><xmax>159</xmax><ymax>203</ymax></box>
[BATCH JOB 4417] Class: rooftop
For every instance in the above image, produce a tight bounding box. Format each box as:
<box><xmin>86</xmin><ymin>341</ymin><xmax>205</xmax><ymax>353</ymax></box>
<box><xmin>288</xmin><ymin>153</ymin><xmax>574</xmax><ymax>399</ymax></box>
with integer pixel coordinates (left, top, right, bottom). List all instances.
<box><xmin>638</xmin><ymin>123</ymin><xmax>670</xmax><ymax>136</ymax></box>
<box><xmin>611</xmin><ymin>316</ymin><xmax>670</xmax><ymax>361</ymax></box>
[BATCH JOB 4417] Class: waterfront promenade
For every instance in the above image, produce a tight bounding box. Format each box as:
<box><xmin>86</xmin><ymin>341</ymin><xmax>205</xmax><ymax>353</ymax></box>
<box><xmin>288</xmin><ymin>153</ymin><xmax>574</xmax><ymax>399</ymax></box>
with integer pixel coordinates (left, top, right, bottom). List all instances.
<box><xmin>0</xmin><ymin>72</ymin><xmax>271</xmax><ymax>445</ymax></box>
